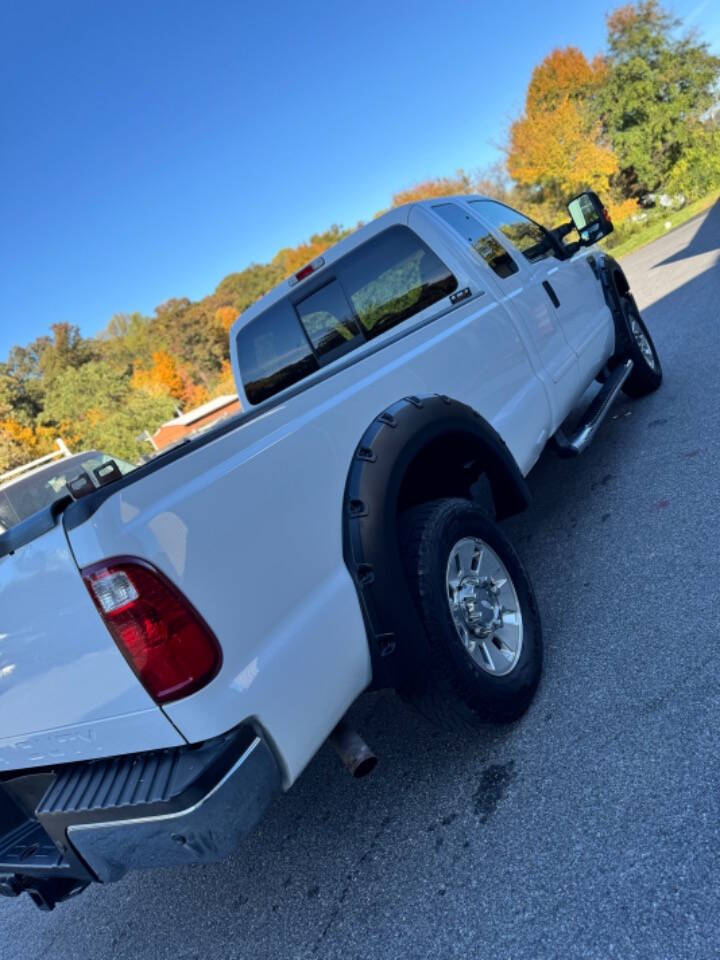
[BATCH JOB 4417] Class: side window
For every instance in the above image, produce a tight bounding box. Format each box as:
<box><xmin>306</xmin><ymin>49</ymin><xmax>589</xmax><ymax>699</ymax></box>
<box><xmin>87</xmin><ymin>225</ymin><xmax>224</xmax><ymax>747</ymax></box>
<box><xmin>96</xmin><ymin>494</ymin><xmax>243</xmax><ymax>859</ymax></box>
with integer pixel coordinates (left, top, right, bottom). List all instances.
<box><xmin>296</xmin><ymin>280</ymin><xmax>363</xmax><ymax>363</ymax></box>
<box><xmin>433</xmin><ymin>203</ymin><xmax>518</xmax><ymax>279</ymax></box>
<box><xmin>338</xmin><ymin>225</ymin><xmax>457</xmax><ymax>339</ymax></box>
<box><xmin>237</xmin><ymin>300</ymin><xmax>319</xmax><ymax>405</ymax></box>
<box><xmin>469</xmin><ymin>200</ymin><xmax>551</xmax><ymax>263</ymax></box>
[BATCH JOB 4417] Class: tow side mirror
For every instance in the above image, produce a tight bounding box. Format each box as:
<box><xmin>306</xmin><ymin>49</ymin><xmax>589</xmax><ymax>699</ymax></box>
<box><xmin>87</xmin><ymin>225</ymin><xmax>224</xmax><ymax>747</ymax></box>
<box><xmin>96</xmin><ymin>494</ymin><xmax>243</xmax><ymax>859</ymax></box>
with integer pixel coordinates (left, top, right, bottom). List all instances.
<box><xmin>567</xmin><ymin>191</ymin><xmax>613</xmax><ymax>246</ymax></box>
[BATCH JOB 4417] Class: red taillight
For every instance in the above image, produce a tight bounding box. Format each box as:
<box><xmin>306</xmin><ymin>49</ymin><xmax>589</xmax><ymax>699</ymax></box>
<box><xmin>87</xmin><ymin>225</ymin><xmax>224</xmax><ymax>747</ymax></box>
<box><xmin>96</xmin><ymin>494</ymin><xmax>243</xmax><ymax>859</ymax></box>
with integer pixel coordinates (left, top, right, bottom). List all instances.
<box><xmin>82</xmin><ymin>558</ymin><xmax>221</xmax><ymax>704</ymax></box>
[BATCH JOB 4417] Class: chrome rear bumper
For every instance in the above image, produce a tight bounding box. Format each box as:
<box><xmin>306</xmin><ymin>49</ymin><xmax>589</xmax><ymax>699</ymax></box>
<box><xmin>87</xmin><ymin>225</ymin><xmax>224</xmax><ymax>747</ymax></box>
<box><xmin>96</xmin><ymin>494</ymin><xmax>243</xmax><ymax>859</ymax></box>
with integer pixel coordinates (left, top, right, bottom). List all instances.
<box><xmin>0</xmin><ymin>726</ymin><xmax>281</xmax><ymax>907</ymax></box>
<box><xmin>70</xmin><ymin>735</ymin><xmax>279</xmax><ymax>882</ymax></box>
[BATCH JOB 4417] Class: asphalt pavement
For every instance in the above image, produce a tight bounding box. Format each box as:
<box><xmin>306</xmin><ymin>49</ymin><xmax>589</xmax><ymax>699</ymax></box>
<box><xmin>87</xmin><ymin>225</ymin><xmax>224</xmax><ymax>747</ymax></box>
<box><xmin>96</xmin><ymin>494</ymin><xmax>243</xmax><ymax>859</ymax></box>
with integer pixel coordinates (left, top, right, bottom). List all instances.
<box><xmin>3</xmin><ymin>203</ymin><xmax>720</xmax><ymax>960</ymax></box>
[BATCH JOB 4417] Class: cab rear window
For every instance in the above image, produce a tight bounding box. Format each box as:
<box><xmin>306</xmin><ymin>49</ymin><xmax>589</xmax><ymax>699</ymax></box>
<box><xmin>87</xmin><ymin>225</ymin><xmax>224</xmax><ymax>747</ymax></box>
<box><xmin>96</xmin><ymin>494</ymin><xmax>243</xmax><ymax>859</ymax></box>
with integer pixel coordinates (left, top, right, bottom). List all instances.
<box><xmin>239</xmin><ymin>300</ymin><xmax>319</xmax><ymax>405</ymax></box>
<box><xmin>296</xmin><ymin>279</ymin><xmax>363</xmax><ymax>363</ymax></box>
<box><xmin>237</xmin><ymin>226</ymin><xmax>457</xmax><ymax>405</ymax></box>
<box><xmin>339</xmin><ymin>226</ymin><xmax>457</xmax><ymax>339</ymax></box>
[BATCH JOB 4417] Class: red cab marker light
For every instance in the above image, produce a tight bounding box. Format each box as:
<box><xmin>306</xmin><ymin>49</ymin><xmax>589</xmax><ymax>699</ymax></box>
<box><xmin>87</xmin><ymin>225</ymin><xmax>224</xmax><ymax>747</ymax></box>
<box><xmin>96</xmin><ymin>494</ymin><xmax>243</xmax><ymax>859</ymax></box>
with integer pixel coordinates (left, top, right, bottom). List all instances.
<box><xmin>82</xmin><ymin>558</ymin><xmax>221</xmax><ymax>704</ymax></box>
<box><xmin>288</xmin><ymin>256</ymin><xmax>325</xmax><ymax>287</ymax></box>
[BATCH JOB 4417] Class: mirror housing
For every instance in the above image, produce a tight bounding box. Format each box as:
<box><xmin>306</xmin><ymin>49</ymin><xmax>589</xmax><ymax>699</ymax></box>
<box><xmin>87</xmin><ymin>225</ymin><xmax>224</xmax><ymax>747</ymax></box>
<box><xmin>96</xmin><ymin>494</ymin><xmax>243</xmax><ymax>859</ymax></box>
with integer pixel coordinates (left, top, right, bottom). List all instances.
<box><xmin>567</xmin><ymin>191</ymin><xmax>613</xmax><ymax>246</ymax></box>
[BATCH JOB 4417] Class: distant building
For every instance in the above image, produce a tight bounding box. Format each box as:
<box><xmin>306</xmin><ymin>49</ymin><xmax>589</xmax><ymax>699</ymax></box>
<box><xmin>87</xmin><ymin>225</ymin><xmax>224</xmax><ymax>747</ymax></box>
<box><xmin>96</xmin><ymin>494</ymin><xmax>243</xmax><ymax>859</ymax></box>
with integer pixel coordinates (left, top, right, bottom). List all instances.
<box><xmin>152</xmin><ymin>394</ymin><xmax>241</xmax><ymax>450</ymax></box>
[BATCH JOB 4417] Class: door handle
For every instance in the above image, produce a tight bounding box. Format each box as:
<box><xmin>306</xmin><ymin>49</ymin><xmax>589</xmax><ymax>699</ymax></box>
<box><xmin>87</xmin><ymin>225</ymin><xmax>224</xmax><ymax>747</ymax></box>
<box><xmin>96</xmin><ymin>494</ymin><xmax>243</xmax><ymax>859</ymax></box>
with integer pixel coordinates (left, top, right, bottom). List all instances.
<box><xmin>542</xmin><ymin>280</ymin><xmax>560</xmax><ymax>308</ymax></box>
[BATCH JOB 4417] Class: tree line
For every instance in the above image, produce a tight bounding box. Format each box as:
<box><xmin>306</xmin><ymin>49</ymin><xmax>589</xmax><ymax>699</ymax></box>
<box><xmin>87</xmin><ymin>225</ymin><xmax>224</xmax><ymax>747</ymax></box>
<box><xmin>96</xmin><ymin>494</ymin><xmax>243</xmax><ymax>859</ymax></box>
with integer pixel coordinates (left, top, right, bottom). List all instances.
<box><xmin>1</xmin><ymin>0</ymin><xmax>718</xmax><ymax>471</ymax></box>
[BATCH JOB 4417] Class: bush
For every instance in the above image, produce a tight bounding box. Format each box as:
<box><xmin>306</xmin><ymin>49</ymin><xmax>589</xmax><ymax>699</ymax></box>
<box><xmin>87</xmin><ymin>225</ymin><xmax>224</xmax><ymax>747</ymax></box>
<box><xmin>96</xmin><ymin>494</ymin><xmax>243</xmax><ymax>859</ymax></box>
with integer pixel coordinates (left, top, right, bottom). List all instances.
<box><xmin>666</xmin><ymin>133</ymin><xmax>720</xmax><ymax>200</ymax></box>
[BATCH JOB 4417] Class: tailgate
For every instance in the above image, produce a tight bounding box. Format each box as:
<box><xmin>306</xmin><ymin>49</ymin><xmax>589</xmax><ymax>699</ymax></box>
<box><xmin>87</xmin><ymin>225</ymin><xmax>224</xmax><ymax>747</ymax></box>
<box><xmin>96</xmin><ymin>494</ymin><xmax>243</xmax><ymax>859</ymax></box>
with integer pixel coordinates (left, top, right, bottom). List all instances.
<box><xmin>0</xmin><ymin>523</ymin><xmax>183</xmax><ymax>772</ymax></box>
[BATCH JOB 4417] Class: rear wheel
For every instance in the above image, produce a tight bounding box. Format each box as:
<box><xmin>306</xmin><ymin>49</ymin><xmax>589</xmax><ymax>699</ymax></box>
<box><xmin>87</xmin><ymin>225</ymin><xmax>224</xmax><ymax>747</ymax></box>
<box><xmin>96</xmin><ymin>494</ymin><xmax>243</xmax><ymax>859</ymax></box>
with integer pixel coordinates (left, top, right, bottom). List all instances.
<box><xmin>619</xmin><ymin>297</ymin><xmax>662</xmax><ymax>398</ymax></box>
<box><xmin>400</xmin><ymin>498</ymin><xmax>542</xmax><ymax>728</ymax></box>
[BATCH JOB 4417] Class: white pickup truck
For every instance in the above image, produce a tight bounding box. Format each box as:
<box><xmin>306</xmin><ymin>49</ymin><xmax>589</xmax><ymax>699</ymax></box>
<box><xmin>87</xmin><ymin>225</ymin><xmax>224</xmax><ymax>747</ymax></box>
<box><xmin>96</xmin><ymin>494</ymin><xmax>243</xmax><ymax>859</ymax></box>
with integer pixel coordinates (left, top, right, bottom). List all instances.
<box><xmin>0</xmin><ymin>191</ymin><xmax>661</xmax><ymax>910</ymax></box>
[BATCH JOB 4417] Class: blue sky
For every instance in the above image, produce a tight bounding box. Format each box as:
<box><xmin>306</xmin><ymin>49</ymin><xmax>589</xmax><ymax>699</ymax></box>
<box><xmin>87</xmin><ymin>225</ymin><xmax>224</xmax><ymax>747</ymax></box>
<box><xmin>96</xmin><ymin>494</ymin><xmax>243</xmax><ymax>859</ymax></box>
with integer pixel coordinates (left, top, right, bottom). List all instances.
<box><xmin>2</xmin><ymin>0</ymin><xmax>719</xmax><ymax>362</ymax></box>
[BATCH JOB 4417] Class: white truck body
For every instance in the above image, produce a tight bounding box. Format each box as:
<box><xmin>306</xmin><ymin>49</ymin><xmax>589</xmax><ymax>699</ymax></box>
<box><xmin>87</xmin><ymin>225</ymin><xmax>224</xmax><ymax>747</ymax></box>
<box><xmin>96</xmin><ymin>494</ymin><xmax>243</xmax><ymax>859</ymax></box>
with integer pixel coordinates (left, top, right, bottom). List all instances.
<box><xmin>0</xmin><ymin>194</ymin><xmax>657</xmax><ymax>908</ymax></box>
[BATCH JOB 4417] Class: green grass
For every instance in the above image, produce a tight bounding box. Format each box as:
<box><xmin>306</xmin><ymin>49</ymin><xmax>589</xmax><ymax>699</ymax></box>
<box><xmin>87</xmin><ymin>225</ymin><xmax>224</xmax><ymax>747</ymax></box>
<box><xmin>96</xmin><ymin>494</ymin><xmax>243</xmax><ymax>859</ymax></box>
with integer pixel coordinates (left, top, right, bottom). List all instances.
<box><xmin>601</xmin><ymin>188</ymin><xmax>720</xmax><ymax>260</ymax></box>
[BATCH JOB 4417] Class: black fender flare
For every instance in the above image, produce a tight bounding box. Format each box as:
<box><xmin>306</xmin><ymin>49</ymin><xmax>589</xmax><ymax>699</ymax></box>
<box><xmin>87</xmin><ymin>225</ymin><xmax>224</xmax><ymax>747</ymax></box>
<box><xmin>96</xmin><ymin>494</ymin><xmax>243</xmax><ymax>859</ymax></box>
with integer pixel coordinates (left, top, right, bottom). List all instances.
<box><xmin>342</xmin><ymin>394</ymin><xmax>530</xmax><ymax>688</ymax></box>
<box><xmin>589</xmin><ymin>252</ymin><xmax>636</xmax><ymax>358</ymax></box>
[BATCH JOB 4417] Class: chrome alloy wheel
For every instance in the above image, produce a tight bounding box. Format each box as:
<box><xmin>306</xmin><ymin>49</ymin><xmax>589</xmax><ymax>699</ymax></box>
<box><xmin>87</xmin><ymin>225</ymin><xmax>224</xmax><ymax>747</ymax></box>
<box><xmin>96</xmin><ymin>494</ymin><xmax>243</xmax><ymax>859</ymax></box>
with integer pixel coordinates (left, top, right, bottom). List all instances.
<box><xmin>445</xmin><ymin>537</ymin><xmax>523</xmax><ymax>676</ymax></box>
<box><xmin>630</xmin><ymin>315</ymin><xmax>657</xmax><ymax>371</ymax></box>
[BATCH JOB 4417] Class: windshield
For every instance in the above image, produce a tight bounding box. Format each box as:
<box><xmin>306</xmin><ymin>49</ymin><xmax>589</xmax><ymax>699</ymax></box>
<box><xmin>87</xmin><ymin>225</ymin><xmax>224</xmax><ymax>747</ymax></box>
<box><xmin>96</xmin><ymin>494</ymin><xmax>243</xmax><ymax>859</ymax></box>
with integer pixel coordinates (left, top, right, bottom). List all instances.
<box><xmin>0</xmin><ymin>452</ymin><xmax>136</xmax><ymax>531</ymax></box>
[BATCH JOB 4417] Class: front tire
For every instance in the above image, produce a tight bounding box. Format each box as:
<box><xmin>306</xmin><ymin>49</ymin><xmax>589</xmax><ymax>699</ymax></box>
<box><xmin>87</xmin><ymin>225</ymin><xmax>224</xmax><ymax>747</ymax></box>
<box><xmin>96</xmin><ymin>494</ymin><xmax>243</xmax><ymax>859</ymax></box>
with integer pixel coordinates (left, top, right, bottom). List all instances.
<box><xmin>618</xmin><ymin>297</ymin><xmax>662</xmax><ymax>398</ymax></box>
<box><xmin>400</xmin><ymin>498</ymin><xmax>542</xmax><ymax>728</ymax></box>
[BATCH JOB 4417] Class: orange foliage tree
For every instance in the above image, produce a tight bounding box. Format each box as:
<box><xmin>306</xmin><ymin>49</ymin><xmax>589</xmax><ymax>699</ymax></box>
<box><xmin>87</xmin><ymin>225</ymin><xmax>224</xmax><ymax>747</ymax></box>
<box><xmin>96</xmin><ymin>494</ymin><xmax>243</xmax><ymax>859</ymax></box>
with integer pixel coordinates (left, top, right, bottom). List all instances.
<box><xmin>272</xmin><ymin>226</ymin><xmax>352</xmax><ymax>279</ymax></box>
<box><xmin>132</xmin><ymin>350</ymin><xmax>183</xmax><ymax>399</ymax></box>
<box><xmin>211</xmin><ymin>359</ymin><xmax>237</xmax><ymax>398</ymax></box>
<box><xmin>391</xmin><ymin>171</ymin><xmax>474</xmax><ymax>206</ymax></box>
<box><xmin>132</xmin><ymin>350</ymin><xmax>208</xmax><ymax>411</ymax></box>
<box><xmin>0</xmin><ymin>419</ymin><xmax>57</xmax><ymax>473</ymax></box>
<box><xmin>525</xmin><ymin>47</ymin><xmax>608</xmax><ymax>112</ymax></box>
<box><xmin>215</xmin><ymin>306</ymin><xmax>238</xmax><ymax>332</ymax></box>
<box><xmin>179</xmin><ymin>375</ymin><xmax>210</xmax><ymax>410</ymax></box>
<box><xmin>508</xmin><ymin>47</ymin><xmax>618</xmax><ymax>214</ymax></box>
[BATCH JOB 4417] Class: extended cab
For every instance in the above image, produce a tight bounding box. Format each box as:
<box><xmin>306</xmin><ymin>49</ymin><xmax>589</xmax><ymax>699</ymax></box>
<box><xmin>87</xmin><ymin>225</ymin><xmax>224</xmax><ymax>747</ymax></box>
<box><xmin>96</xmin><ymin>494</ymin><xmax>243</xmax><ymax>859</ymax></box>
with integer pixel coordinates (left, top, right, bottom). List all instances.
<box><xmin>0</xmin><ymin>192</ymin><xmax>661</xmax><ymax>909</ymax></box>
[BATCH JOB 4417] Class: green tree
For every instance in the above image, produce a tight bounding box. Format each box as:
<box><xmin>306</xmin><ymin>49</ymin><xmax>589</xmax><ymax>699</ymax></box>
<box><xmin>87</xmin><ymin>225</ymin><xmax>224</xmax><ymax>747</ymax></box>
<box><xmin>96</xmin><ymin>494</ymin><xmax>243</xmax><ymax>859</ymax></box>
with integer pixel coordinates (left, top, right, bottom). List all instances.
<box><xmin>40</xmin><ymin>361</ymin><xmax>175</xmax><ymax>461</ymax></box>
<box><xmin>99</xmin><ymin>312</ymin><xmax>156</xmax><ymax>372</ymax></box>
<box><xmin>600</xmin><ymin>1</ymin><xmax>720</xmax><ymax>196</ymax></box>
<box><xmin>35</xmin><ymin>323</ymin><xmax>98</xmax><ymax>384</ymax></box>
<box><xmin>215</xmin><ymin>263</ymin><xmax>285</xmax><ymax>315</ymax></box>
<box><xmin>0</xmin><ymin>346</ymin><xmax>46</xmax><ymax>426</ymax></box>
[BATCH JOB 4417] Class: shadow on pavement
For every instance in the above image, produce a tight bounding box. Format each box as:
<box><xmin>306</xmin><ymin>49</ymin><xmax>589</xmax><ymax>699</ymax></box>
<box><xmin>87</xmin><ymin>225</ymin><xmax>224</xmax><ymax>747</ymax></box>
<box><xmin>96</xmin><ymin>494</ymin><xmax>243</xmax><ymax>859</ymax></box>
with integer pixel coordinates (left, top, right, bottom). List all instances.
<box><xmin>652</xmin><ymin>199</ymin><xmax>720</xmax><ymax>267</ymax></box>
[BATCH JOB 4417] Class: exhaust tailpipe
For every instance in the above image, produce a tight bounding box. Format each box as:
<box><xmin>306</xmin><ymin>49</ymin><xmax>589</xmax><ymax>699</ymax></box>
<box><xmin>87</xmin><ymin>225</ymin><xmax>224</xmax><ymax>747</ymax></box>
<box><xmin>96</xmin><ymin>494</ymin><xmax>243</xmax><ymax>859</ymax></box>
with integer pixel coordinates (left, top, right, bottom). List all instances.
<box><xmin>328</xmin><ymin>719</ymin><xmax>377</xmax><ymax>778</ymax></box>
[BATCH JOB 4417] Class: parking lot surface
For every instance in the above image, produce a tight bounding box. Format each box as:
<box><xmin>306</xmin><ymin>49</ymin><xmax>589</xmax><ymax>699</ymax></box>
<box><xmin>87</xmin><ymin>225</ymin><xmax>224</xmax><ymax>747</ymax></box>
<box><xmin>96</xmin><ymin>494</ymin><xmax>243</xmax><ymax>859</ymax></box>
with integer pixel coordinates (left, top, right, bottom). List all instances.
<box><xmin>4</xmin><ymin>204</ymin><xmax>720</xmax><ymax>960</ymax></box>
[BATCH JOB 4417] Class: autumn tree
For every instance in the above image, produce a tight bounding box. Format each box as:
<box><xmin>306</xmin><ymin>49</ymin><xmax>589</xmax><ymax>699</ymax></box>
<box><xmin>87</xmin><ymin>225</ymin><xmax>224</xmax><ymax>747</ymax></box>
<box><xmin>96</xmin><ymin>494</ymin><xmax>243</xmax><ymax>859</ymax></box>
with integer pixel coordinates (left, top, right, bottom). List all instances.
<box><xmin>389</xmin><ymin>165</ymin><xmax>511</xmax><ymax>211</ymax></box>
<box><xmin>508</xmin><ymin>47</ymin><xmax>618</xmax><ymax>217</ymax></box>
<box><xmin>177</xmin><ymin>373</ymin><xmax>209</xmax><ymax>410</ymax></box>
<box><xmin>0</xmin><ymin>344</ymin><xmax>68</xmax><ymax>471</ymax></box>
<box><xmin>525</xmin><ymin>46</ymin><xmax>608</xmax><ymax>112</ymax></box>
<box><xmin>0</xmin><ymin>420</ymin><xmax>56</xmax><ymax>473</ymax></box>
<box><xmin>132</xmin><ymin>349</ymin><xmax>209</xmax><ymax>411</ymax></box>
<box><xmin>272</xmin><ymin>225</ymin><xmax>352</xmax><ymax>278</ymax></box>
<box><xmin>215</xmin><ymin>263</ymin><xmax>284</xmax><ymax>315</ymax></box>
<box><xmin>473</xmin><ymin>162</ymin><xmax>512</xmax><ymax>204</ymax></box>
<box><xmin>151</xmin><ymin>298</ymin><xmax>228</xmax><ymax>383</ymax></box>
<box><xmin>131</xmin><ymin>350</ymin><xmax>184</xmax><ymax>401</ymax></box>
<box><xmin>215</xmin><ymin>306</ymin><xmax>238</xmax><ymax>332</ymax></box>
<box><xmin>0</xmin><ymin>420</ymin><xmax>36</xmax><ymax>473</ymax></box>
<box><xmin>211</xmin><ymin>360</ymin><xmax>236</xmax><ymax>398</ymax></box>
<box><xmin>391</xmin><ymin>171</ymin><xmax>475</xmax><ymax>206</ymax></box>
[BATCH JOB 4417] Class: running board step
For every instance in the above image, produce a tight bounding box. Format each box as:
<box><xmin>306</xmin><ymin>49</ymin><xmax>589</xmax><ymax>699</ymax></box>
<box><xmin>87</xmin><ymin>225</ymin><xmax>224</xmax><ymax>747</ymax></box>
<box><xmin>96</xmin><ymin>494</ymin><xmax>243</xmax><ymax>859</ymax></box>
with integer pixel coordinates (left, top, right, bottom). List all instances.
<box><xmin>552</xmin><ymin>359</ymin><xmax>634</xmax><ymax>458</ymax></box>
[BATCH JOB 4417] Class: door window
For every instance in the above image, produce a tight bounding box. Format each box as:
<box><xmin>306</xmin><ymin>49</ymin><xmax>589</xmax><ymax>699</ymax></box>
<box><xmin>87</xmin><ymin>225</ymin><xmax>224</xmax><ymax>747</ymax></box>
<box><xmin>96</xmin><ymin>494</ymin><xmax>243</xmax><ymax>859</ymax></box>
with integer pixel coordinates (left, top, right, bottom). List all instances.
<box><xmin>433</xmin><ymin>203</ymin><xmax>518</xmax><ymax>279</ymax></box>
<box><xmin>469</xmin><ymin>200</ymin><xmax>552</xmax><ymax>263</ymax></box>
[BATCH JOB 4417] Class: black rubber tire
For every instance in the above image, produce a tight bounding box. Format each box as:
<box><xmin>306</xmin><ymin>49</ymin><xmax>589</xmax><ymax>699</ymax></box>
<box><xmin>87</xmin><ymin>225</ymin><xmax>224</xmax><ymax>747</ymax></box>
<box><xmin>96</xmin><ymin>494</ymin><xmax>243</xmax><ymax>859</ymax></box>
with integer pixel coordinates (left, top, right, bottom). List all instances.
<box><xmin>399</xmin><ymin>498</ymin><xmax>542</xmax><ymax>728</ymax></box>
<box><xmin>618</xmin><ymin>297</ymin><xmax>663</xmax><ymax>398</ymax></box>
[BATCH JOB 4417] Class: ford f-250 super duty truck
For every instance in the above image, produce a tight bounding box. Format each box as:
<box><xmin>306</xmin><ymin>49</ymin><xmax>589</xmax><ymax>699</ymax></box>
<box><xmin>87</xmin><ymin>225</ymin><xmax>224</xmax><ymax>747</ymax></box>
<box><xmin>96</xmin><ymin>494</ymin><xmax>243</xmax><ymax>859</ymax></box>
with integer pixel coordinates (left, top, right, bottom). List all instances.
<box><xmin>0</xmin><ymin>191</ymin><xmax>661</xmax><ymax>910</ymax></box>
